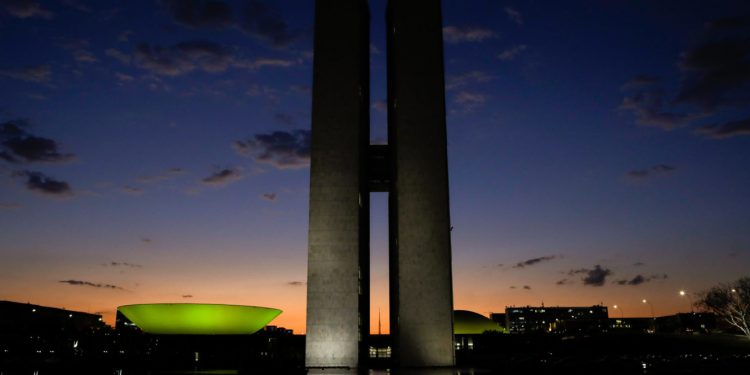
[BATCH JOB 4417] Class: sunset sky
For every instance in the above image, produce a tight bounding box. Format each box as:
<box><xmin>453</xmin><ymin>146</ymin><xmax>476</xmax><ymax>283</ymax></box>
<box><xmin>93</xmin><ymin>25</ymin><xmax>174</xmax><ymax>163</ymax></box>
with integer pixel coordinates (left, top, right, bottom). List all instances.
<box><xmin>1</xmin><ymin>0</ymin><xmax>749</xmax><ymax>334</ymax></box>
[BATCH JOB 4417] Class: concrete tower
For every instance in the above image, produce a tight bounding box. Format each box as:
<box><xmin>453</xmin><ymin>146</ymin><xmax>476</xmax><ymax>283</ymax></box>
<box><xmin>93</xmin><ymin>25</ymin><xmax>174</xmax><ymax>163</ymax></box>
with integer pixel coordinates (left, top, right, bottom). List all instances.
<box><xmin>306</xmin><ymin>0</ymin><xmax>453</xmax><ymax>368</ymax></box>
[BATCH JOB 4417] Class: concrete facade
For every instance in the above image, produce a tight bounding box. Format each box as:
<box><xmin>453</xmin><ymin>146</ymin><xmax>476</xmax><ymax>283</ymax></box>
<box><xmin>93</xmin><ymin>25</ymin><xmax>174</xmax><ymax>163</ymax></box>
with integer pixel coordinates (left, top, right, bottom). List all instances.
<box><xmin>387</xmin><ymin>1</ymin><xmax>455</xmax><ymax>367</ymax></box>
<box><xmin>306</xmin><ymin>0</ymin><xmax>453</xmax><ymax>368</ymax></box>
<box><xmin>305</xmin><ymin>0</ymin><xmax>370</xmax><ymax>368</ymax></box>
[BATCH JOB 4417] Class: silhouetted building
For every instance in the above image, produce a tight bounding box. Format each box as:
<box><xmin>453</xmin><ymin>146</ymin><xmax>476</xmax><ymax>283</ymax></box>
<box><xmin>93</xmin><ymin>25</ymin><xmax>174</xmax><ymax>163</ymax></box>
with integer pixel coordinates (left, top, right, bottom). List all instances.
<box><xmin>505</xmin><ymin>305</ymin><xmax>609</xmax><ymax>334</ymax></box>
<box><xmin>0</xmin><ymin>300</ymin><xmax>109</xmax><ymax>365</ymax></box>
<box><xmin>306</xmin><ymin>0</ymin><xmax>454</xmax><ymax>368</ymax></box>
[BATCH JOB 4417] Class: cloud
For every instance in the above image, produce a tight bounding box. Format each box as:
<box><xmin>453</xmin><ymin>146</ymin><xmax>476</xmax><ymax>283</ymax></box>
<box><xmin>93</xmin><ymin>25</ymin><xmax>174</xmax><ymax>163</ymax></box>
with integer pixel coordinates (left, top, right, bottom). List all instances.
<box><xmin>201</xmin><ymin>167</ymin><xmax>242</xmax><ymax>186</ymax></box>
<box><xmin>121</xmin><ymin>186</ymin><xmax>144</xmax><ymax>195</ymax></box>
<box><xmin>619</xmin><ymin>90</ymin><xmax>703</xmax><ymax>130</ymax></box>
<box><xmin>12</xmin><ymin>170</ymin><xmax>72</xmax><ymax>196</ymax></box>
<box><xmin>620</xmin><ymin>19</ymin><xmax>750</xmax><ymax>136</ymax></box>
<box><xmin>614</xmin><ymin>273</ymin><xmax>668</xmax><ymax>286</ymax></box>
<box><xmin>239</xmin><ymin>0</ymin><xmax>300</xmax><ymax>47</ymax></box>
<box><xmin>569</xmin><ymin>265</ymin><xmax>612</xmax><ymax>287</ymax></box>
<box><xmin>134</xmin><ymin>41</ymin><xmax>233</xmax><ymax>76</ymax></box>
<box><xmin>287</xmin><ymin>281</ymin><xmax>305</xmax><ymax>286</ymax></box>
<box><xmin>115</xmin><ymin>72</ymin><xmax>134</xmax><ymax>82</ymax></box>
<box><xmin>442</xmin><ymin>26</ymin><xmax>497</xmax><ymax>44</ymax></box>
<box><xmin>498</xmin><ymin>44</ymin><xmax>527</xmax><ymax>61</ymax></box>
<box><xmin>55</xmin><ymin>38</ymin><xmax>99</xmax><ymax>63</ymax></box>
<box><xmin>675</xmin><ymin>37</ymin><xmax>750</xmax><ymax>110</ymax></box>
<box><xmin>633</xmin><ymin>261</ymin><xmax>645</xmax><ymax>267</ymax></box>
<box><xmin>0</xmin><ymin>120</ymin><xmax>75</xmax><ymax>164</ymax></box>
<box><xmin>1</xmin><ymin>0</ymin><xmax>53</xmax><ymax>19</ymax></box>
<box><xmin>161</xmin><ymin>0</ymin><xmax>233</xmax><ymax>29</ymax></box>
<box><xmin>128</xmin><ymin>41</ymin><xmax>296</xmax><ymax>76</ymax></box>
<box><xmin>262</xmin><ymin>192</ymin><xmax>276</xmax><ymax>201</ymax></box>
<box><xmin>621</xmin><ymin>74</ymin><xmax>660</xmax><ymax>89</ymax></box>
<box><xmin>160</xmin><ymin>0</ymin><xmax>299</xmax><ymax>47</ymax></box>
<box><xmin>509</xmin><ymin>286</ymin><xmax>517</xmax><ymax>289</ymax></box>
<box><xmin>626</xmin><ymin>164</ymin><xmax>676</xmax><ymax>180</ymax></box>
<box><xmin>445</xmin><ymin>70</ymin><xmax>494</xmax><ymax>91</ymax></box>
<box><xmin>118</xmin><ymin>30</ymin><xmax>133</xmax><ymax>42</ymax></box>
<box><xmin>105</xmin><ymin>48</ymin><xmax>132</xmax><ymax>65</ymax></box>
<box><xmin>58</xmin><ymin>280</ymin><xmax>124</xmax><ymax>290</ymax></box>
<box><xmin>453</xmin><ymin>90</ymin><xmax>486</xmax><ymax>112</ymax></box>
<box><xmin>107</xmin><ymin>262</ymin><xmax>142</xmax><ymax>268</ymax></box>
<box><xmin>556</xmin><ymin>279</ymin><xmax>573</xmax><ymax>285</ymax></box>
<box><xmin>695</xmin><ymin>116</ymin><xmax>750</xmax><ymax>139</ymax></box>
<box><xmin>233</xmin><ymin>129</ymin><xmax>310</xmax><ymax>169</ymax></box>
<box><xmin>182</xmin><ymin>294</ymin><xmax>193</xmax><ymax>298</ymax></box>
<box><xmin>0</xmin><ymin>65</ymin><xmax>51</xmax><ymax>83</ymax></box>
<box><xmin>273</xmin><ymin>112</ymin><xmax>295</xmax><ymax>126</ymax></box>
<box><xmin>504</xmin><ymin>6</ymin><xmax>523</xmax><ymax>25</ymax></box>
<box><xmin>137</xmin><ymin>167</ymin><xmax>185</xmax><ymax>184</ymax></box>
<box><xmin>513</xmin><ymin>255</ymin><xmax>556</xmax><ymax>268</ymax></box>
<box><xmin>522</xmin><ymin>285</ymin><xmax>531</xmax><ymax>290</ymax></box>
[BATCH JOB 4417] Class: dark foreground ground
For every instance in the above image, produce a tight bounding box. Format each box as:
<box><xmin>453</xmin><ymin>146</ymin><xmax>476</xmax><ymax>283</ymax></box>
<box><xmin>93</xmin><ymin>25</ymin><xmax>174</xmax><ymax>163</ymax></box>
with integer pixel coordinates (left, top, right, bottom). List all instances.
<box><xmin>1</xmin><ymin>333</ymin><xmax>749</xmax><ymax>374</ymax></box>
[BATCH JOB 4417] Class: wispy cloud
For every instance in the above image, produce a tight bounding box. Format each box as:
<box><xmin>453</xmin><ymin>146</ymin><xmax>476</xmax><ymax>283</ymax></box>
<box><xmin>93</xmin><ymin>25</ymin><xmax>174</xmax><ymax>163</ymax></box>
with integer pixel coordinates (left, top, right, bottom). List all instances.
<box><xmin>201</xmin><ymin>167</ymin><xmax>243</xmax><ymax>186</ymax></box>
<box><xmin>0</xmin><ymin>65</ymin><xmax>51</xmax><ymax>83</ymax></box>
<box><xmin>626</xmin><ymin>164</ymin><xmax>676</xmax><ymax>180</ymax></box>
<box><xmin>443</xmin><ymin>26</ymin><xmax>497</xmax><ymax>44</ymax></box>
<box><xmin>613</xmin><ymin>273</ymin><xmax>668</xmax><ymax>286</ymax></box>
<box><xmin>58</xmin><ymin>279</ymin><xmax>124</xmax><ymax>290</ymax></box>
<box><xmin>262</xmin><ymin>192</ymin><xmax>277</xmax><ymax>201</ymax></box>
<box><xmin>106</xmin><ymin>261</ymin><xmax>142</xmax><ymax>268</ymax></box>
<box><xmin>137</xmin><ymin>167</ymin><xmax>185</xmax><ymax>184</ymax></box>
<box><xmin>1</xmin><ymin>120</ymin><xmax>75</xmax><ymax>164</ymax></box>
<box><xmin>695</xmin><ymin>117</ymin><xmax>750</xmax><ymax>139</ymax></box>
<box><xmin>160</xmin><ymin>0</ymin><xmax>301</xmax><ymax>47</ymax></box>
<box><xmin>453</xmin><ymin>90</ymin><xmax>486</xmax><ymax>112</ymax></box>
<box><xmin>498</xmin><ymin>44</ymin><xmax>527</xmax><ymax>61</ymax></box>
<box><xmin>504</xmin><ymin>6</ymin><xmax>523</xmax><ymax>25</ymax></box>
<box><xmin>513</xmin><ymin>255</ymin><xmax>557</xmax><ymax>268</ymax></box>
<box><xmin>287</xmin><ymin>281</ymin><xmax>305</xmax><ymax>286</ymax></box>
<box><xmin>12</xmin><ymin>170</ymin><xmax>72</xmax><ymax>197</ymax></box>
<box><xmin>1</xmin><ymin>0</ymin><xmax>53</xmax><ymax>19</ymax></box>
<box><xmin>445</xmin><ymin>70</ymin><xmax>494</xmax><ymax>91</ymax></box>
<box><xmin>233</xmin><ymin>129</ymin><xmax>310</xmax><ymax>169</ymax></box>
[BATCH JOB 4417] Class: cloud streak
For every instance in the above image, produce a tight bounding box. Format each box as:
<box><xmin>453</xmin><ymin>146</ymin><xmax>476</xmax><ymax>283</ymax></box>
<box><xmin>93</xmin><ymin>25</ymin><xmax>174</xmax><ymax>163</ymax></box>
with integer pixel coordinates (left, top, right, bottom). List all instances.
<box><xmin>201</xmin><ymin>168</ymin><xmax>242</xmax><ymax>186</ymax></box>
<box><xmin>1</xmin><ymin>120</ymin><xmax>75</xmax><ymax>164</ymax></box>
<box><xmin>568</xmin><ymin>265</ymin><xmax>612</xmax><ymax>287</ymax></box>
<box><xmin>626</xmin><ymin>164</ymin><xmax>676</xmax><ymax>180</ymax></box>
<box><xmin>443</xmin><ymin>26</ymin><xmax>497</xmax><ymax>44</ymax></box>
<box><xmin>513</xmin><ymin>255</ymin><xmax>557</xmax><ymax>268</ymax></box>
<box><xmin>0</xmin><ymin>65</ymin><xmax>51</xmax><ymax>83</ymax></box>
<box><xmin>59</xmin><ymin>279</ymin><xmax>124</xmax><ymax>290</ymax></box>
<box><xmin>12</xmin><ymin>170</ymin><xmax>72</xmax><ymax>196</ymax></box>
<box><xmin>234</xmin><ymin>129</ymin><xmax>310</xmax><ymax>169</ymax></box>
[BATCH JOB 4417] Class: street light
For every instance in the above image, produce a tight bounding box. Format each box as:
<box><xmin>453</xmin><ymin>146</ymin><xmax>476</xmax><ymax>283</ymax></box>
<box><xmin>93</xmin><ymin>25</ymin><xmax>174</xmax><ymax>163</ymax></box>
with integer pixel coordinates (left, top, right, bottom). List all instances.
<box><xmin>613</xmin><ymin>304</ymin><xmax>624</xmax><ymax>319</ymax></box>
<box><xmin>642</xmin><ymin>299</ymin><xmax>655</xmax><ymax>332</ymax></box>
<box><xmin>679</xmin><ymin>290</ymin><xmax>694</xmax><ymax>313</ymax></box>
<box><xmin>642</xmin><ymin>299</ymin><xmax>654</xmax><ymax>317</ymax></box>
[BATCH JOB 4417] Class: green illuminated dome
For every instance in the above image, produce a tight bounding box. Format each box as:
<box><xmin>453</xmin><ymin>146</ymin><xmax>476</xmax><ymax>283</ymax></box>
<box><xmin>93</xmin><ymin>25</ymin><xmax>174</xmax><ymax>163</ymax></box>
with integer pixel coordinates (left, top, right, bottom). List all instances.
<box><xmin>453</xmin><ymin>310</ymin><xmax>506</xmax><ymax>334</ymax></box>
<box><xmin>117</xmin><ymin>303</ymin><xmax>282</xmax><ymax>335</ymax></box>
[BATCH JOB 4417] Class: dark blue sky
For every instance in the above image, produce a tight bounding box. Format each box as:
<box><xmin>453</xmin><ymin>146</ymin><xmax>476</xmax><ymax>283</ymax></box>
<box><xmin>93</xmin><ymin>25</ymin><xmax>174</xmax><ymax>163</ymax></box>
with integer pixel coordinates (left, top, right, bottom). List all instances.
<box><xmin>1</xmin><ymin>0</ymin><xmax>749</xmax><ymax>332</ymax></box>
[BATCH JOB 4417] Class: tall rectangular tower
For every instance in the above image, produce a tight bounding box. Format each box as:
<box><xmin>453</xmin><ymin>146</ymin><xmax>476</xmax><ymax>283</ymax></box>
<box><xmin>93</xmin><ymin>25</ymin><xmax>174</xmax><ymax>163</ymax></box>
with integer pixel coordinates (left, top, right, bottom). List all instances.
<box><xmin>307</xmin><ymin>0</ymin><xmax>453</xmax><ymax>368</ymax></box>
<box><xmin>387</xmin><ymin>0</ymin><xmax>455</xmax><ymax>367</ymax></box>
<box><xmin>305</xmin><ymin>0</ymin><xmax>370</xmax><ymax>368</ymax></box>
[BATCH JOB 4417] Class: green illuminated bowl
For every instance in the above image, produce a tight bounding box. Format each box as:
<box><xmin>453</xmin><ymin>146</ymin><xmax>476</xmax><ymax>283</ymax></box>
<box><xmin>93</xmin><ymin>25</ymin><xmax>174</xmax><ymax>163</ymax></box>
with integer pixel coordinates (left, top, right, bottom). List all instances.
<box><xmin>454</xmin><ymin>310</ymin><xmax>506</xmax><ymax>334</ymax></box>
<box><xmin>117</xmin><ymin>303</ymin><xmax>282</xmax><ymax>335</ymax></box>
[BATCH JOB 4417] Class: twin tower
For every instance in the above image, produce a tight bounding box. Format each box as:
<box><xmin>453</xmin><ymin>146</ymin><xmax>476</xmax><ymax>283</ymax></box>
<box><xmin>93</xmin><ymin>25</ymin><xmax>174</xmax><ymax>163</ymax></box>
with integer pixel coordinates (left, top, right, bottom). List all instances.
<box><xmin>306</xmin><ymin>0</ymin><xmax>454</xmax><ymax>368</ymax></box>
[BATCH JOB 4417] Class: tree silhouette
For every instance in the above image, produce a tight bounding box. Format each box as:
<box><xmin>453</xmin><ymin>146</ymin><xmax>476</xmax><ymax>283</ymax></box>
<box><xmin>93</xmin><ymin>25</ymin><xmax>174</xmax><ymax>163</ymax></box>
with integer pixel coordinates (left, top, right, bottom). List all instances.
<box><xmin>697</xmin><ymin>277</ymin><xmax>750</xmax><ymax>339</ymax></box>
